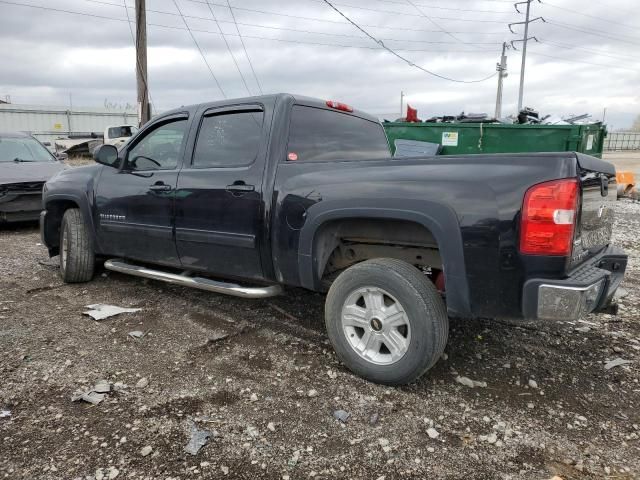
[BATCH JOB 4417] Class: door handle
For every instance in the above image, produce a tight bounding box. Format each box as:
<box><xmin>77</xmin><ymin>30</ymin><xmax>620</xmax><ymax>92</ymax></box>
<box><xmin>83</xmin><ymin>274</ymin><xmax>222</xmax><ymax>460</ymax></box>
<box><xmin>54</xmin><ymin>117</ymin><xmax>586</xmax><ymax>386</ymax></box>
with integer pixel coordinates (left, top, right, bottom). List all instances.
<box><xmin>149</xmin><ymin>183</ymin><xmax>172</xmax><ymax>192</ymax></box>
<box><xmin>226</xmin><ymin>183</ymin><xmax>255</xmax><ymax>192</ymax></box>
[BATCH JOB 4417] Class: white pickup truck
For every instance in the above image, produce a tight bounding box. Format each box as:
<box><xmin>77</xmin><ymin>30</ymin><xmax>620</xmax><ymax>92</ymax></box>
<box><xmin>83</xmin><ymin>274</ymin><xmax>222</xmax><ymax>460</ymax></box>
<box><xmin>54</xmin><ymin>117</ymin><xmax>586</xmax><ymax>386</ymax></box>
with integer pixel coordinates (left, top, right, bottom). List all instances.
<box><xmin>53</xmin><ymin>124</ymin><xmax>139</xmax><ymax>157</ymax></box>
<box><xmin>103</xmin><ymin>125</ymin><xmax>138</xmax><ymax>147</ymax></box>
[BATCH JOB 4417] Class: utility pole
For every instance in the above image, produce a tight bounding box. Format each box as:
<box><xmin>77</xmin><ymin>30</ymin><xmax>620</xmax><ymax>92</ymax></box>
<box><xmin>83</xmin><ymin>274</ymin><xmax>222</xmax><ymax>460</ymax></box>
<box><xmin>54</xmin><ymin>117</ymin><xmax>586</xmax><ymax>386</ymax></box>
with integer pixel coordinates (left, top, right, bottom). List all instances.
<box><xmin>135</xmin><ymin>0</ymin><xmax>151</xmax><ymax>126</ymax></box>
<box><xmin>400</xmin><ymin>91</ymin><xmax>405</xmax><ymax>118</ymax></box>
<box><xmin>494</xmin><ymin>42</ymin><xmax>508</xmax><ymax>119</ymax></box>
<box><xmin>509</xmin><ymin>0</ymin><xmax>544</xmax><ymax>112</ymax></box>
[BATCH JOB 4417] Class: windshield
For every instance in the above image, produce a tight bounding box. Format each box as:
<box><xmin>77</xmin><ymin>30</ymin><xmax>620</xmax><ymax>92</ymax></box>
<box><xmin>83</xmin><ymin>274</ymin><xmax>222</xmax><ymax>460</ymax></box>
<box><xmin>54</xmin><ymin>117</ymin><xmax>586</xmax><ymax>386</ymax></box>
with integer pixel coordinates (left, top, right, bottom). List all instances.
<box><xmin>0</xmin><ymin>136</ymin><xmax>55</xmax><ymax>162</ymax></box>
<box><xmin>108</xmin><ymin>126</ymin><xmax>137</xmax><ymax>139</ymax></box>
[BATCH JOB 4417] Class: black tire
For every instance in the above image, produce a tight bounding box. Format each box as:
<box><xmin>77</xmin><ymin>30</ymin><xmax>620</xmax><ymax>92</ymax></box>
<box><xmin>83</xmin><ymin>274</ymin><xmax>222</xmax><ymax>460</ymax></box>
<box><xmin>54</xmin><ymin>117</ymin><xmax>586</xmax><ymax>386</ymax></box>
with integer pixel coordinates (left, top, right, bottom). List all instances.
<box><xmin>325</xmin><ymin>258</ymin><xmax>448</xmax><ymax>385</ymax></box>
<box><xmin>59</xmin><ymin>208</ymin><xmax>95</xmax><ymax>283</ymax></box>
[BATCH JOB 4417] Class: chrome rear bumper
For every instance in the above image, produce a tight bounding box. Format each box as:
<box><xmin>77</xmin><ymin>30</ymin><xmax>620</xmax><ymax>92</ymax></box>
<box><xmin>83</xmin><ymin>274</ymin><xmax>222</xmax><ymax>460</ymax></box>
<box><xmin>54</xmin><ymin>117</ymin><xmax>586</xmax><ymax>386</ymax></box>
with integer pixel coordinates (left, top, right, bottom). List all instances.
<box><xmin>522</xmin><ymin>245</ymin><xmax>627</xmax><ymax>320</ymax></box>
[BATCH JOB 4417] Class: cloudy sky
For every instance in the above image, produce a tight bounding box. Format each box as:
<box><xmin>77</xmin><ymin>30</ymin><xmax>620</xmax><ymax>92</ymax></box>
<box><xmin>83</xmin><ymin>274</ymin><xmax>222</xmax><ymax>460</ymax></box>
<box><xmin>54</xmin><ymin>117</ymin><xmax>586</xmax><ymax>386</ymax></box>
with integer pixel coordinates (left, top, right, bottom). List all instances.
<box><xmin>1</xmin><ymin>0</ymin><xmax>638</xmax><ymax>129</ymax></box>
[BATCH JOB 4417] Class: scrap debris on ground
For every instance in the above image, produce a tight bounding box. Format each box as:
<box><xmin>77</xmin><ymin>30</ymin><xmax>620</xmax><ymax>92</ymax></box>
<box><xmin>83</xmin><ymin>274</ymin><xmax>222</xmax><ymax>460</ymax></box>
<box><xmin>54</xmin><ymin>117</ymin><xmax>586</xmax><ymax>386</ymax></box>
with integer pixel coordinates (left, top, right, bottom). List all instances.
<box><xmin>83</xmin><ymin>304</ymin><xmax>141</xmax><ymax>321</ymax></box>
<box><xmin>455</xmin><ymin>375</ymin><xmax>488</xmax><ymax>388</ymax></box>
<box><xmin>184</xmin><ymin>423</ymin><xmax>218</xmax><ymax>456</ymax></box>
<box><xmin>71</xmin><ymin>380</ymin><xmax>125</xmax><ymax>405</ymax></box>
<box><xmin>1</xmin><ymin>200</ymin><xmax>639</xmax><ymax>479</ymax></box>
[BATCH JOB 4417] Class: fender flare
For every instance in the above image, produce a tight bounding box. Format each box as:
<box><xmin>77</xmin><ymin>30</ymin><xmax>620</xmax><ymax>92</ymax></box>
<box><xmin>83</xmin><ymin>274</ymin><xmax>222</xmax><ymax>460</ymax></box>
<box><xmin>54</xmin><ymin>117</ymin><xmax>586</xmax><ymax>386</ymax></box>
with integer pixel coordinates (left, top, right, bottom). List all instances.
<box><xmin>297</xmin><ymin>199</ymin><xmax>471</xmax><ymax>317</ymax></box>
<box><xmin>43</xmin><ymin>192</ymin><xmax>99</xmax><ymax>252</ymax></box>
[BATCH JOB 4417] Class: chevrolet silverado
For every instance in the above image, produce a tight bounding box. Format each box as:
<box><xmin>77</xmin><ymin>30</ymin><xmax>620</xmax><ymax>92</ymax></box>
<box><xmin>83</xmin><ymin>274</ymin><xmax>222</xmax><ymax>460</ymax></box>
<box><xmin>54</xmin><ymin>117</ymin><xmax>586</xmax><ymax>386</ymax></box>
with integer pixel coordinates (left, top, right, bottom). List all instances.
<box><xmin>40</xmin><ymin>94</ymin><xmax>627</xmax><ymax>385</ymax></box>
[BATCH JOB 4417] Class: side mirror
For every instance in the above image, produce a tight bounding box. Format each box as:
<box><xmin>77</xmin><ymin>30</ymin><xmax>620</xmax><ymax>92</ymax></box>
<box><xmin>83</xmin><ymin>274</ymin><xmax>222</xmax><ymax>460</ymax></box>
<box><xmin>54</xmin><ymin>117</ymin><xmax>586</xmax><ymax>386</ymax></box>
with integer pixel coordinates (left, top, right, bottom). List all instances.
<box><xmin>93</xmin><ymin>144</ymin><xmax>120</xmax><ymax>168</ymax></box>
<box><xmin>54</xmin><ymin>151</ymin><xmax>68</xmax><ymax>161</ymax></box>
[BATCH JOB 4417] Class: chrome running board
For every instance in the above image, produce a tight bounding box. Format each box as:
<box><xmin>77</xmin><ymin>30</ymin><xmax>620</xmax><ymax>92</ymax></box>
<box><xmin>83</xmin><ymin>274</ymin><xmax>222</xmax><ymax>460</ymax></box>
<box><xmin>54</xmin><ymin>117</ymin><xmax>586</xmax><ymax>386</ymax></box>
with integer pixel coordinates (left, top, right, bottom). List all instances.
<box><xmin>104</xmin><ymin>259</ymin><xmax>283</xmax><ymax>299</ymax></box>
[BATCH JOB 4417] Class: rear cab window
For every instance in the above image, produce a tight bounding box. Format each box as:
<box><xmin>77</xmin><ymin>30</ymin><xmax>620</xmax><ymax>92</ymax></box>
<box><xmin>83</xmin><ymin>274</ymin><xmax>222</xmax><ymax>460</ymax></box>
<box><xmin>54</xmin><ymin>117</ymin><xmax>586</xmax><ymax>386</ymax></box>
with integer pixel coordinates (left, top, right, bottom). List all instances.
<box><xmin>287</xmin><ymin>105</ymin><xmax>390</xmax><ymax>162</ymax></box>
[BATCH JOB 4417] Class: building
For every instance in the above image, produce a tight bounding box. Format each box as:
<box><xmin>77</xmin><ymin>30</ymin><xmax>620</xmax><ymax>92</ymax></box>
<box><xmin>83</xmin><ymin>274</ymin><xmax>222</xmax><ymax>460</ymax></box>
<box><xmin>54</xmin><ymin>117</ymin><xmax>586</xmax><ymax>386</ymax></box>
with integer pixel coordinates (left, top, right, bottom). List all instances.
<box><xmin>0</xmin><ymin>103</ymin><xmax>138</xmax><ymax>145</ymax></box>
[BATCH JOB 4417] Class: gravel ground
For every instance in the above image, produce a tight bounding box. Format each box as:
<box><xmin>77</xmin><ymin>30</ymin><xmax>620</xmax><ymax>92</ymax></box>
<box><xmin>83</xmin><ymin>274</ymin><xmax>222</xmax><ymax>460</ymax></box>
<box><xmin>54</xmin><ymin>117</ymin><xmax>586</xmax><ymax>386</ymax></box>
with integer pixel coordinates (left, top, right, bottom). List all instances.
<box><xmin>1</xmin><ymin>200</ymin><xmax>639</xmax><ymax>480</ymax></box>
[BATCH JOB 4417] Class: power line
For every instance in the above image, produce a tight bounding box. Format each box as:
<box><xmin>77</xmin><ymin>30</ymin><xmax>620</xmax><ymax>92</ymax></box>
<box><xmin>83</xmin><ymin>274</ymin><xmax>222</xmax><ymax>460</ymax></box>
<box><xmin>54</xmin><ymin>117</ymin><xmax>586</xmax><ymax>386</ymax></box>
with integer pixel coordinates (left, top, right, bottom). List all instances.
<box><xmin>313</xmin><ymin>0</ymin><xmax>515</xmax><ymax>12</ymax></box>
<box><xmin>311</xmin><ymin>0</ymin><xmax>515</xmax><ymax>22</ymax></box>
<box><xmin>321</xmin><ymin>0</ymin><xmax>498</xmax><ymax>83</ymax></box>
<box><xmin>0</xmin><ymin>0</ymin><xmax>140</xmax><ymax>24</ymax></box>
<box><xmin>202</xmin><ymin>0</ymin><xmax>251</xmax><ymax>95</ymax></box>
<box><xmin>0</xmin><ymin>0</ymin><xmax>500</xmax><ymax>54</ymax></box>
<box><xmin>183</xmin><ymin>0</ymin><xmax>511</xmax><ymax>24</ymax></box>
<box><xmin>401</xmin><ymin>1</ymin><xmax>512</xmax><ymax>14</ymax></box>
<box><xmin>544</xmin><ymin>19</ymin><xmax>640</xmax><ymax>47</ymax></box>
<box><xmin>325</xmin><ymin>0</ymin><xmax>513</xmax><ymax>14</ymax></box>
<box><xmin>20</xmin><ymin>0</ymin><xmax>634</xmax><ymax>78</ymax></box>
<box><xmin>541</xmin><ymin>1</ymin><xmax>640</xmax><ymax>31</ymax></box>
<box><xmin>357</xmin><ymin>0</ymin><xmax>409</xmax><ymax>5</ymax></box>
<box><xmin>225</xmin><ymin>0</ymin><xmax>263</xmax><ymax>95</ymax></box>
<box><xmin>528</xmin><ymin>51</ymin><xmax>639</xmax><ymax>72</ymax></box>
<box><xmin>171</xmin><ymin>0</ymin><xmax>226</xmax><ymax>98</ymax></box>
<box><xmin>405</xmin><ymin>0</ymin><xmax>472</xmax><ymax>47</ymax></box>
<box><xmin>83</xmin><ymin>0</ymin><xmax>509</xmax><ymax>36</ymax></box>
<box><xmin>541</xmin><ymin>40</ymin><xmax>640</xmax><ymax>63</ymax></box>
<box><xmin>77</xmin><ymin>0</ymin><xmax>502</xmax><ymax>45</ymax></box>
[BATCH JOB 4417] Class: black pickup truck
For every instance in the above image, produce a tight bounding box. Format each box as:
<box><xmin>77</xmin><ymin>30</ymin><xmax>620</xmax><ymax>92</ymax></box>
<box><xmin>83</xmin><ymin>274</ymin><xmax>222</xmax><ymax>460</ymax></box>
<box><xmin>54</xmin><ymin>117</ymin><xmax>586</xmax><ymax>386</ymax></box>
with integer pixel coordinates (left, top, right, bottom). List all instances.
<box><xmin>40</xmin><ymin>94</ymin><xmax>627</xmax><ymax>385</ymax></box>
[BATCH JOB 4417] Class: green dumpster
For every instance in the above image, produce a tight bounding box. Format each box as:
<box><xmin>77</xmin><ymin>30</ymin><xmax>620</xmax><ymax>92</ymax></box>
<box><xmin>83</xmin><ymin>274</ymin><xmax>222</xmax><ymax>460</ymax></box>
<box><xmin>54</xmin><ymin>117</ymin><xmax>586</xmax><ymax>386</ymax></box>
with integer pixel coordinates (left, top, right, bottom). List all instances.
<box><xmin>383</xmin><ymin>122</ymin><xmax>607</xmax><ymax>158</ymax></box>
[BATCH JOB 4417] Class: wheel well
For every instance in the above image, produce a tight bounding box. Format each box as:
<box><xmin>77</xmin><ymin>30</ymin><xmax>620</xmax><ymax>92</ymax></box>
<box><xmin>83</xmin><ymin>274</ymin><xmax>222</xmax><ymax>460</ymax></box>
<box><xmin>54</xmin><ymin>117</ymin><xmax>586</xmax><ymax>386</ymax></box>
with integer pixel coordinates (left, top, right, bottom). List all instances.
<box><xmin>44</xmin><ymin>200</ymin><xmax>79</xmax><ymax>254</ymax></box>
<box><xmin>314</xmin><ymin>218</ymin><xmax>442</xmax><ymax>285</ymax></box>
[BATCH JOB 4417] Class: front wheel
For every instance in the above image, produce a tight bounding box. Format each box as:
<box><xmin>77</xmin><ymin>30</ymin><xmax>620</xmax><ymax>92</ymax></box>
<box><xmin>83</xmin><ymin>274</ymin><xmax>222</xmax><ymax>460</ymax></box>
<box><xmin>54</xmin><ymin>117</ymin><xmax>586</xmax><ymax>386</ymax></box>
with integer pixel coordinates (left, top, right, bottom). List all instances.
<box><xmin>59</xmin><ymin>208</ymin><xmax>95</xmax><ymax>283</ymax></box>
<box><xmin>325</xmin><ymin>258</ymin><xmax>448</xmax><ymax>385</ymax></box>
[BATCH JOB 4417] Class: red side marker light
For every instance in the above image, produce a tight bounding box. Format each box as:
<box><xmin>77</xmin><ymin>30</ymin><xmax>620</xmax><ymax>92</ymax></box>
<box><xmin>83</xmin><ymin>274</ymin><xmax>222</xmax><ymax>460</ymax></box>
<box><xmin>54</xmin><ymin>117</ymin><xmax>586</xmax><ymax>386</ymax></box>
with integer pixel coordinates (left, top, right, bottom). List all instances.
<box><xmin>287</xmin><ymin>152</ymin><xmax>298</xmax><ymax>161</ymax></box>
<box><xmin>326</xmin><ymin>100</ymin><xmax>353</xmax><ymax>112</ymax></box>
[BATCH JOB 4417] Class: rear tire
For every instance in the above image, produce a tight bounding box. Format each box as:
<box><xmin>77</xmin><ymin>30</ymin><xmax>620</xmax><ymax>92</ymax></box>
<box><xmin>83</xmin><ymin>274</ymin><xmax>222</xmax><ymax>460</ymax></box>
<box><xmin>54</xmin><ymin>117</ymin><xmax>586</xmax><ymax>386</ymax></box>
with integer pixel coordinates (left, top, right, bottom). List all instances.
<box><xmin>59</xmin><ymin>208</ymin><xmax>95</xmax><ymax>283</ymax></box>
<box><xmin>325</xmin><ymin>258</ymin><xmax>448</xmax><ymax>385</ymax></box>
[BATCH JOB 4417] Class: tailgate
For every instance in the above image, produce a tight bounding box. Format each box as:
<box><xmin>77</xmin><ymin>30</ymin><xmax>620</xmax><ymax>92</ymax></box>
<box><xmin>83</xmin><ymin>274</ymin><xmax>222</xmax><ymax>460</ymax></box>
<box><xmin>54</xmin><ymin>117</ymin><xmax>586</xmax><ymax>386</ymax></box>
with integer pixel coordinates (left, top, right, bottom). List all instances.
<box><xmin>571</xmin><ymin>153</ymin><xmax>616</xmax><ymax>267</ymax></box>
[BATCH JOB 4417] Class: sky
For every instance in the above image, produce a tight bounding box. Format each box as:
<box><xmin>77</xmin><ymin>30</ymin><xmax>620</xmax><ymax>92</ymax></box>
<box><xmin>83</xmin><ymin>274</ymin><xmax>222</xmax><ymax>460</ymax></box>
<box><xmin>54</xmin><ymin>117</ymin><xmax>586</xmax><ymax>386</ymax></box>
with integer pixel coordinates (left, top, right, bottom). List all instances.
<box><xmin>0</xmin><ymin>0</ymin><xmax>638</xmax><ymax>130</ymax></box>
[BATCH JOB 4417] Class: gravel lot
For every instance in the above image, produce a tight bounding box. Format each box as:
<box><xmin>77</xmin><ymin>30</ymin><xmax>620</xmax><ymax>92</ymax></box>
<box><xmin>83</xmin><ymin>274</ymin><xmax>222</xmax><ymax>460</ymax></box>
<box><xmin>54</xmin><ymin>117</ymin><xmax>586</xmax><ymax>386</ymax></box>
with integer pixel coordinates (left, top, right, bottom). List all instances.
<box><xmin>1</xmin><ymin>200</ymin><xmax>639</xmax><ymax>480</ymax></box>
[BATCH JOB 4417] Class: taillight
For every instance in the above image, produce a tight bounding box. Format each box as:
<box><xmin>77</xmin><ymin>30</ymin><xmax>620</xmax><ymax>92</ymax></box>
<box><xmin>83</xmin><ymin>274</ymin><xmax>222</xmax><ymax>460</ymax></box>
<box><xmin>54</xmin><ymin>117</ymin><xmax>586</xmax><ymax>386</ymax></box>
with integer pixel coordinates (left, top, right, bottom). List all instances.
<box><xmin>326</xmin><ymin>100</ymin><xmax>353</xmax><ymax>112</ymax></box>
<box><xmin>520</xmin><ymin>178</ymin><xmax>579</xmax><ymax>256</ymax></box>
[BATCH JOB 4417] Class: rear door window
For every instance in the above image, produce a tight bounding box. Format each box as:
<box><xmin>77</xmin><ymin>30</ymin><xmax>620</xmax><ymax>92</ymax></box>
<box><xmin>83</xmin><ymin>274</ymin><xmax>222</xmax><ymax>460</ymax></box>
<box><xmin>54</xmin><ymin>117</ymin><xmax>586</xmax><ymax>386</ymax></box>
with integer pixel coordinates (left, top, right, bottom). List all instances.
<box><xmin>287</xmin><ymin>105</ymin><xmax>390</xmax><ymax>162</ymax></box>
<box><xmin>192</xmin><ymin>110</ymin><xmax>264</xmax><ymax>168</ymax></box>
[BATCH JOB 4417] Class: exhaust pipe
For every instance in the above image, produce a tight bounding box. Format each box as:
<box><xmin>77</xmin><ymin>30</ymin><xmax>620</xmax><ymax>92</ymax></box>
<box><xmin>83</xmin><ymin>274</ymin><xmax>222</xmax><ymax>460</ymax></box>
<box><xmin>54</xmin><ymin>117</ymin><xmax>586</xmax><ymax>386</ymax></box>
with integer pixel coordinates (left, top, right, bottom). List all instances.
<box><xmin>104</xmin><ymin>259</ymin><xmax>283</xmax><ymax>299</ymax></box>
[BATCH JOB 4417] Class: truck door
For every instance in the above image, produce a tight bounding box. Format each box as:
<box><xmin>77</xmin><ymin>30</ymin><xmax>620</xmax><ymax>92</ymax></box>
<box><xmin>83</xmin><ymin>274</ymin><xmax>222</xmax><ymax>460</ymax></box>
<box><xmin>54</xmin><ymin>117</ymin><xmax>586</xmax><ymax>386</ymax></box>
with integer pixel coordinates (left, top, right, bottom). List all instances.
<box><xmin>174</xmin><ymin>104</ymin><xmax>268</xmax><ymax>280</ymax></box>
<box><xmin>95</xmin><ymin>115</ymin><xmax>188</xmax><ymax>266</ymax></box>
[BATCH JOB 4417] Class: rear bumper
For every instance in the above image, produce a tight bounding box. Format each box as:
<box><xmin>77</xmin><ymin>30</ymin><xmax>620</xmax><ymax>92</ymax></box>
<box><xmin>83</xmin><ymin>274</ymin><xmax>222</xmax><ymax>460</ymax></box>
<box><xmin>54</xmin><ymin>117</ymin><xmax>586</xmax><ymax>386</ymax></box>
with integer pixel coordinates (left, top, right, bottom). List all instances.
<box><xmin>522</xmin><ymin>245</ymin><xmax>627</xmax><ymax>320</ymax></box>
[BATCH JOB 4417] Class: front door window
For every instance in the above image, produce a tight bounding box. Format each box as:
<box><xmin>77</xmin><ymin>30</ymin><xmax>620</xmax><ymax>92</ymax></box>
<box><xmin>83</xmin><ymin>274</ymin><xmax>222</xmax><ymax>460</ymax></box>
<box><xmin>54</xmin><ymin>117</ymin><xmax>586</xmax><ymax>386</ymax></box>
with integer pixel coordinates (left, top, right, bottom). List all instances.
<box><xmin>127</xmin><ymin>120</ymin><xmax>187</xmax><ymax>171</ymax></box>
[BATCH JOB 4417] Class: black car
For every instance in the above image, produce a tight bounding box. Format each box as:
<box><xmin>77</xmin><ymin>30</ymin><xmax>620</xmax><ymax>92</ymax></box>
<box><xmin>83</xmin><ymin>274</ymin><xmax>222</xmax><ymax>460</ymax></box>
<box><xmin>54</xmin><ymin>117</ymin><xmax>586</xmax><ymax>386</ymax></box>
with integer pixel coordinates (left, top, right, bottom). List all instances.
<box><xmin>0</xmin><ymin>132</ymin><xmax>66</xmax><ymax>223</ymax></box>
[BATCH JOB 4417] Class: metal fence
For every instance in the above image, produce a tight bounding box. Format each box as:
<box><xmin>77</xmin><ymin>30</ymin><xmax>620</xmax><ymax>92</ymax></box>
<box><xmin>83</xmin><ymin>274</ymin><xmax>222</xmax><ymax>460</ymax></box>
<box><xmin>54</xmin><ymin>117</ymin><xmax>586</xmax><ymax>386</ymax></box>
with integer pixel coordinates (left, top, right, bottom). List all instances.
<box><xmin>603</xmin><ymin>132</ymin><xmax>640</xmax><ymax>151</ymax></box>
<box><xmin>0</xmin><ymin>103</ymin><xmax>138</xmax><ymax>144</ymax></box>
